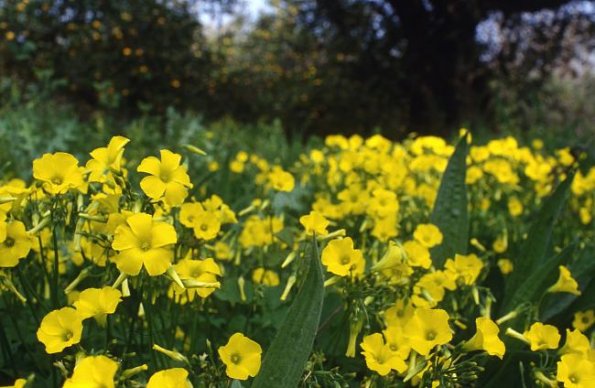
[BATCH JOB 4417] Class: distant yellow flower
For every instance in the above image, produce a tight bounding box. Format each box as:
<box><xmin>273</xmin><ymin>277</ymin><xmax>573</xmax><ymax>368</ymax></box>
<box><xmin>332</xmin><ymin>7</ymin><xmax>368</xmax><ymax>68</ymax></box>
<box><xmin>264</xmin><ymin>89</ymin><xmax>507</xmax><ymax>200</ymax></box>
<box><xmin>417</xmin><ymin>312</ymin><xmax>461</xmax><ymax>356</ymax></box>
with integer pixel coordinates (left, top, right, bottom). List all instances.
<box><xmin>497</xmin><ymin>258</ymin><xmax>514</xmax><ymax>275</ymax></box>
<box><xmin>360</xmin><ymin>333</ymin><xmax>407</xmax><ymax>376</ymax></box>
<box><xmin>63</xmin><ymin>355</ymin><xmax>119</xmax><ymax>388</ymax></box>
<box><xmin>547</xmin><ymin>266</ymin><xmax>581</xmax><ymax>296</ymax></box>
<box><xmin>524</xmin><ymin>322</ymin><xmax>560</xmax><ymax>351</ymax></box>
<box><xmin>73</xmin><ymin>286</ymin><xmax>122</xmax><ymax>326</ymax></box>
<box><xmin>137</xmin><ymin>149</ymin><xmax>192</xmax><ymax>207</ymax></box>
<box><xmin>299</xmin><ymin>210</ymin><xmax>329</xmax><ymax>236</ymax></box>
<box><xmin>172</xmin><ymin>258</ymin><xmax>221</xmax><ymax>300</ymax></box>
<box><xmin>556</xmin><ymin>353</ymin><xmax>595</xmax><ymax>388</ymax></box>
<box><xmin>32</xmin><ymin>152</ymin><xmax>85</xmax><ymax>195</ymax></box>
<box><xmin>147</xmin><ymin>368</ymin><xmax>192</xmax><ymax>388</ymax></box>
<box><xmin>321</xmin><ymin>237</ymin><xmax>365</xmax><ymax>277</ymax></box>
<box><xmin>252</xmin><ymin>267</ymin><xmax>280</xmax><ymax>286</ymax></box>
<box><xmin>492</xmin><ymin>235</ymin><xmax>507</xmax><ymax>253</ymax></box>
<box><xmin>0</xmin><ymin>221</ymin><xmax>33</xmax><ymax>268</ymax></box>
<box><xmin>444</xmin><ymin>253</ymin><xmax>484</xmax><ymax>286</ymax></box>
<box><xmin>403</xmin><ymin>240</ymin><xmax>431</xmax><ymax>269</ymax></box>
<box><xmin>508</xmin><ymin>197</ymin><xmax>523</xmax><ymax>217</ymax></box>
<box><xmin>572</xmin><ymin>310</ymin><xmax>595</xmax><ymax>332</ymax></box>
<box><xmin>36</xmin><ymin>307</ymin><xmax>83</xmax><ymax>353</ymax></box>
<box><xmin>111</xmin><ymin>213</ymin><xmax>177</xmax><ymax>276</ymax></box>
<box><xmin>218</xmin><ymin>333</ymin><xmax>262</xmax><ymax>380</ymax></box>
<box><xmin>268</xmin><ymin>166</ymin><xmax>295</xmax><ymax>192</ymax></box>
<box><xmin>86</xmin><ymin>135</ymin><xmax>130</xmax><ymax>183</ymax></box>
<box><xmin>413</xmin><ymin>224</ymin><xmax>443</xmax><ymax>248</ymax></box>
<box><xmin>404</xmin><ymin>308</ymin><xmax>452</xmax><ymax>356</ymax></box>
<box><xmin>463</xmin><ymin>317</ymin><xmax>506</xmax><ymax>359</ymax></box>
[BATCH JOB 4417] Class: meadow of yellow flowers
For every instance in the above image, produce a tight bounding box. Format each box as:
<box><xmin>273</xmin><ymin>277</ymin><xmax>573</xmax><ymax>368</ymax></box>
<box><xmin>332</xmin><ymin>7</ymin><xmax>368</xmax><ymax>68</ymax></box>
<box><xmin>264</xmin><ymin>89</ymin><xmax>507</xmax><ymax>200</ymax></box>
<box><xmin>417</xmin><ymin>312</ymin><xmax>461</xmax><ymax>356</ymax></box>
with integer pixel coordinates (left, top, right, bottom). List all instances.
<box><xmin>0</xmin><ymin>132</ymin><xmax>594</xmax><ymax>387</ymax></box>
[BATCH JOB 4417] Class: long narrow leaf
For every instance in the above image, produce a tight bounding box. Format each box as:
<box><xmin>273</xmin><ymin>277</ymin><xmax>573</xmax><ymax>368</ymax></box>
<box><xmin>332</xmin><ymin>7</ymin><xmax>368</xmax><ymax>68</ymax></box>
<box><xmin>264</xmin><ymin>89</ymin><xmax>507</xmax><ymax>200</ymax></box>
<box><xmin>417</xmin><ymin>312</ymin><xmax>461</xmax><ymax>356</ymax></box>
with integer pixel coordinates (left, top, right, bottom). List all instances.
<box><xmin>252</xmin><ymin>239</ymin><xmax>325</xmax><ymax>388</ymax></box>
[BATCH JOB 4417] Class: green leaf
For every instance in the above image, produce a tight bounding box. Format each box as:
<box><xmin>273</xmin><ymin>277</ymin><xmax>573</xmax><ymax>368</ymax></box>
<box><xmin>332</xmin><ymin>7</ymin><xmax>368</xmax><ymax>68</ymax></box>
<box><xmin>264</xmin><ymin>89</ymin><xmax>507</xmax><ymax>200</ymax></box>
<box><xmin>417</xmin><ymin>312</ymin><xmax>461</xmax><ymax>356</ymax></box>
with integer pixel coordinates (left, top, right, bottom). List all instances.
<box><xmin>251</xmin><ymin>239</ymin><xmax>325</xmax><ymax>388</ymax></box>
<box><xmin>500</xmin><ymin>173</ymin><xmax>574</xmax><ymax>315</ymax></box>
<box><xmin>429</xmin><ymin>134</ymin><xmax>469</xmax><ymax>267</ymax></box>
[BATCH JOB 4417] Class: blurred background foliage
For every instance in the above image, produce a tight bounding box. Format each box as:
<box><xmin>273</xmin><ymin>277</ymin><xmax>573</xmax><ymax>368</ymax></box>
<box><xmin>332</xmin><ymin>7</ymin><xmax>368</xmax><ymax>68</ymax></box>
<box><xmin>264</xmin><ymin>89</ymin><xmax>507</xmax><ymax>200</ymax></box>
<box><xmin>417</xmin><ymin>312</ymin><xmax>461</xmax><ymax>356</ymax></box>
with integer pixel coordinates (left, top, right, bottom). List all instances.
<box><xmin>0</xmin><ymin>0</ymin><xmax>594</xmax><ymax>142</ymax></box>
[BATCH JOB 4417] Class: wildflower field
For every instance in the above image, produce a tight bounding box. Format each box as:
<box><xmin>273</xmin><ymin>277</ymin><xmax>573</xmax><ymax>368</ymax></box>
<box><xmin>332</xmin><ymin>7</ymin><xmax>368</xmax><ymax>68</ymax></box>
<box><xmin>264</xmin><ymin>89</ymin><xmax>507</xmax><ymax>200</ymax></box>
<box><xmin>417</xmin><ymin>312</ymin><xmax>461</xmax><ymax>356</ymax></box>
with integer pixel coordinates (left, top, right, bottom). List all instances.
<box><xmin>0</xmin><ymin>129</ymin><xmax>594</xmax><ymax>387</ymax></box>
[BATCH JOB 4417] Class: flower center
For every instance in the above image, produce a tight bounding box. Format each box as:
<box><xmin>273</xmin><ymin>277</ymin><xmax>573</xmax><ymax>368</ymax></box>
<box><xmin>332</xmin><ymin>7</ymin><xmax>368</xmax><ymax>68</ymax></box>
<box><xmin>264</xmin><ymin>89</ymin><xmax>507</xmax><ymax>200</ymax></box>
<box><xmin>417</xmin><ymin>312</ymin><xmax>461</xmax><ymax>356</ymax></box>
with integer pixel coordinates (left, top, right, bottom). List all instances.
<box><xmin>62</xmin><ymin>330</ymin><xmax>73</xmax><ymax>342</ymax></box>
<box><xmin>389</xmin><ymin>344</ymin><xmax>398</xmax><ymax>351</ymax></box>
<box><xmin>230</xmin><ymin>353</ymin><xmax>241</xmax><ymax>365</ymax></box>
<box><xmin>200</xmin><ymin>223</ymin><xmax>208</xmax><ymax>231</ymax></box>
<box><xmin>340</xmin><ymin>255</ymin><xmax>350</xmax><ymax>265</ymax></box>
<box><xmin>582</xmin><ymin>316</ymin><xmax>590</xmax><ymax>324</ymax></box>
<box><xmin>4</xmin><ymin>237</ymin><xmax>15</xmax><ymax>247</ymax></box>
<box><xmin>140</xmin><ymin>241</ymin><xmax>151</xmax><ymax>251</ymax></box>
<box><xmin>569</xmin><ymin>374</ymin><xmax>578</xmax><ymax>384</ymax></box>
<box><xmin>51</xmin><ymin>176</ymin><xmax>63</xmax><ymax>185</ymax></box>
<box><xmin>425</xmin><ymin>330</ymin><xmax>437</xmax><ymax>341</ymax></box>
<box><xmin>159</xmin><ymin>170</ymin><xmax>172</xmax><ymax>182</ymax></box>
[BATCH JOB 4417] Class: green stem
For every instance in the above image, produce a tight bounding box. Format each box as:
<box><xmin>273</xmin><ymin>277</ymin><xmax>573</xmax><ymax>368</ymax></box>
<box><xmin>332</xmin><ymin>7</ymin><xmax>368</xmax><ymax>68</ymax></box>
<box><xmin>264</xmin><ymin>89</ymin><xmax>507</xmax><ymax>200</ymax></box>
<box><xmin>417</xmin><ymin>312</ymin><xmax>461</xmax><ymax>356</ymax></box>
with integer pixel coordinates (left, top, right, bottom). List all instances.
<box><xmin>51</xmin><ymin>223</ymin><xmax>60</xmax><ymax>308</ymax></box>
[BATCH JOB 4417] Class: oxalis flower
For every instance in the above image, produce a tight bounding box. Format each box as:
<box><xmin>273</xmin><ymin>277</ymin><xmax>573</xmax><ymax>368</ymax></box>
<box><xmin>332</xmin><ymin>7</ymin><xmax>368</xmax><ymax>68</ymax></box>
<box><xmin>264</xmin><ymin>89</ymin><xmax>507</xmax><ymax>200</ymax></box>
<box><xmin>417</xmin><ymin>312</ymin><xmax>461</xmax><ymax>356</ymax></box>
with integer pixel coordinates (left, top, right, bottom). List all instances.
<box><xmin>63</xmin><ymin>355</ymin><xmax>119</xmax><ymax>388</ymax></box>
<box><xmin>218</xmin><ymin>333</ymin><xmax>262</xmax><ymax>380</ymax></box>
<box><xmin>36</xmin><ymin>307</ymin><xmax>83</xmax><ymax>354</ymax></box>
<box><xmin>360</xmin><ymin>333</ymin><xmax>407</xmax><ymax>376</ymax></box>
<box><xmin>137</xmin><ymin>149</ymin><xmax>192</xmax><ymax>207</ymax></box>
<box><xmin>0</xmin><ymin>221</ymin><xmax>33</xmax><ymax>268</ymax></box>
<box><xmin>321</xmin><ymin>237</ymin><xmax>364</xmax><ymax>277</ymax></box>
<box><xmin>111</xmin><ymin>213</ymin><xmax>177</xmax><ymax>276</ymax></box>
<box><xmin>463</xmin><ymin>317</ymin><xmax>506</xmax><ymax>359</ymax></box>
<box><xmin>32</xmin><ymin>152</ymin><xmax>85</xmax><ymax>195</ymax></box>
<box><xmin>403</xmin><ymin>308</ymin><xmax>452</xmax><ymax>356</ymax></box>
<box><xmin>73</xmin><ymin>286</ymin><xmax>122</xmax><ymax>326</ymax></box>
<box><xmin>147</xmin><ymin>368</ymin><xmax>193</xmax><ymax>388</ymax></box>
<box><xmin>547</xmin><ymin>265</ymin><xmax>581</xmax><ymax>296</ymax></box>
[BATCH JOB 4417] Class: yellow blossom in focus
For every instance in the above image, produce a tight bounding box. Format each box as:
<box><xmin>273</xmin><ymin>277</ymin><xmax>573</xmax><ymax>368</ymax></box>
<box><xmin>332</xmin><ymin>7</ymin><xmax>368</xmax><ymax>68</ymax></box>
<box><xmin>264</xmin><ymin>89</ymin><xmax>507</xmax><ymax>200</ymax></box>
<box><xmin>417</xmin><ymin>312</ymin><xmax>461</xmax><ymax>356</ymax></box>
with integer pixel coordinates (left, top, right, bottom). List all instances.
<box><xmin>36</xmin><ymin>307</ymin><xmax>83</xmax><ymax>353</ymax></box>
<box><xmin>147</xmin><ymin>368</ymin><xmax>193</xmax><ymax>388</ymax></box>
<box><xmin>86</xmin><ymin>136</ymin><xmax>130</xmax><ymax>184</ymax></box>
<box><xmin>463</xmin><ymin>317</ymin><xmax>506</xmax><ymax>359</ymax></box>
<box><xmin>0</xmin><ymin>221</ymin><xmax>33</xmax><ymax>268</ymax></box>
<box><xmin>560</xmin><ymin>329</ymin><xmax>591</xmax><ymax>356</ymax></box>
<box><xmin>403</xmin><ymin>240</ymin><xmax>431</xmax><ymax>269</ymax></box>
<box><xmin>137</xmin><ymin>149</ymin><xmax>192</xmax><ymax>207</ymax></box>
<box><xmin>524</xmin><ymin>322</ymin><xmax>560</xmax><ymax>351</ymax></box>
<box><xmin>444</xmin><ymin>253</ymin><xmax>484</xmax><ymax>286</ymax></box>
<box><xmin>111</xmin><ymin>213</ymin><xmax>177</xmax><ymax>276</ymax></box>
<box><xmin>63</xmin><ymin>355</ymin><xmax>119</xmax><ymax>388</ymax></box>
<box><xmin>556</xmin><ymin>353</ymin><xmax>595</xmax><ymax>388</ymax></box>
<box><xmin>172</xmin><ymin>258</ymin><xmax>221</xmax><ymax>299</ymax></box>
<box><xmin>413</xmin><ymin>224</ymin><xmax>443</xmax><ymax>248</ymax></box>
<box><xmin>218</xmin><ymin>333</ymin><xmax>262</xmax><ymax>380</ymax></box>
<box><xmin>32</xmin><ymin>152</ymin><xmax>85</xmax><ymax>195</ymax></box>
<box><xmin>360</xmin><ymin>333</ymin><xmax>407</xmax><ymax>376</ymax></box>
<box><xmin>73</xmin><ymin>286</ymin><xmax>122</xmax><ymax>326</ymax></box>
<box><xmin>547</xmin><ymin>265</ymin><xmax>581</xmax><ymax>296</ymax></box>
<box><xmin>321</xmin><ymin>237</ymin><xmax>365</xmax><ymax>278</ymax></box>
<box><xmin>299</xmin><ymin>210</ymin><xmax>329</xmax><ymax>236</ymax></box>
<box><xmin>403</xmin><ymin>308</ymin><xmax>452</xmax><ymax>356</ymax></box>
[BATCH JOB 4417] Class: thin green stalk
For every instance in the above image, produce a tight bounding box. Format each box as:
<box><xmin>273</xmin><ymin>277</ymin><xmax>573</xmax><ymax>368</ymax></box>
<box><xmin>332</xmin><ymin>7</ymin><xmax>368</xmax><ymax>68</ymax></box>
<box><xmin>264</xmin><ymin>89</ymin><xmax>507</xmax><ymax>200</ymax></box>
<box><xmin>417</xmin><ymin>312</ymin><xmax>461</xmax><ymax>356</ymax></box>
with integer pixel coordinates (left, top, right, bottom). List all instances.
<box><xmin>0</xmin><ymin>314</ymin><xmax>18</xmax><ymax>377</ymax></box>
<box><xmin>51</xmin><ymin>223</ymin><xmax>60</xmax><ymax>308</ymax></box>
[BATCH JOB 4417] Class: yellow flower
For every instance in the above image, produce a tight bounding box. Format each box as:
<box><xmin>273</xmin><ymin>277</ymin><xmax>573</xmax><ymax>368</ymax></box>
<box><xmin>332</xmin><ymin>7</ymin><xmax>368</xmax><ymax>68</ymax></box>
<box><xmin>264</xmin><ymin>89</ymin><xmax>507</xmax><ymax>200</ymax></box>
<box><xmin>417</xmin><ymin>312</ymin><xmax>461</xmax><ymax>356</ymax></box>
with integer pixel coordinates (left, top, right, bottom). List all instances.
<box><xmin>524</xmin><ymin>322</ymin><xmax>560</xmax><ymax>351</ymax></box>
<box><xmin>268</xmin><ymin>166</ymin><xmax>295</xmax><ymax>192</ymax></box>
<box><xmin>0</xmin><ymin>221</ymin><xmax>33</xmax><ymax>268</ymax></box>
<box><xmin>73</xmin><ymin>286</ymin><xmax>122</xmax><ymax>326</ymax></box>
<box><xmin>147</xmin><ymin>368</ymin><xmax>193</xmax><ymax>388</ymax></box>
<box><xmin>299</xmin><ymin>210</ymin><xmax>329</xmax><ymax>236</ymax></box>
<box><xmin>86</xmin><ymin>135</ymin><xmax>130</xmax><ymax>183</ymax></box>
<box><xmin>444</xmin><ymin>253</ymin><xmax>484</xmax><ymax>286</ymax></box>
<box><xmin>463</xmin><ymin>317</ymin><xmax>506</xmax><ymax>359</ymax></box>
<box><xmin>36</xmin><ymin>307</ymin><xmax>83</xmax><ymax>353</ymax></box>
<box><xmin>383</xmin><ymin>325</ymin><xmax>411</xmax><ymax>361</ymax></box>
<box><xmin>252</xmin><ymin>267</ymin><xmax>280</xmax><ymax>286</ymax></box>
<box><xmin>556</xmin><ymin>353</ymin><xmax>595</xmax><ymax>388</ymax></box>
<box><xmin>573</xmin><ymin>310</ymin><xmax>595</xmax><ymax>332</ymax></box>
<box><xmin>403</xmin><ymin>240</ymin><xmax>431</xmax><ymax>269</ymax></box>
<box><xmin>508</xmin><ymin>197</ymin><xmax>523</xmax><ymax>217</ymax></box>
<box><xmin>560</xmin><ymin>329</ymin><xmax>591</xmax><ymax>356</ymax></box>
<box><xmin>321</xmin><ymin>237</ymin><xmax>365</xmax><ymax>277</ymax></box>
<box><xmin>413</xmin><ymin>224</ymin><xmax>443</xmax><ymax>248</ymax></box>
<box><xmin>403</xmin><ymin>308</ymin><xmax>452</xmax><ymax>356</ymax></box>
<box><xmin>137</xmin><ymin>149</ymin><xmax>192</xmax><ymax>207</ymax></box>
<box><xmin>32</xmin><ymin>152</ymin><xmax>85</xmax><ymax>195</ymax></box>
<box><xmin>547</xmin><ymin>266</ymin><xmax>581</xmax><ymax>296</ymax></box>
<box><xmin>360</xmin><ymin>333</ymin><xmax>407</xmax><ymax>376</ymax></box>
<box><xmin>4</xmin><ymin>378</ymin><xmax>26</xmax><ymax>388</ymax></box>
<box><xmin>372</xmin><ymin>241</ymin><xmax>407</xmax><ymax>272</ymax></box>
<box><xmin>492</xmin><ymin>235</ymin><xmax>507</xmax><ymax>253</ymax></box>
<box><xmin>383</xmin><ymin>299</ymin><xmax>415</xmax><ymax>328</ymax></box>
<box><xmin>172</xmin><ymin>258</ymin><xmax>221</xmax><ymax>300</ymax></box>
<box><xmin>497</xmin><ymin>258</ymin><xmax>514</xmax><ymax>275</ymax></box>
<box><xmin>111</xmin><ymin>213</ymin><xmax>177</xmax><ymax>276</ymax></box>
<box><xmin>218</xmin><ymin>333</ymin><xmax>262</xmax><ymax>380</ymax></box>
<box><xmin>63</xmin><ymin>355</ymin><xmax>119</xmax><ymax>388</ymax></box>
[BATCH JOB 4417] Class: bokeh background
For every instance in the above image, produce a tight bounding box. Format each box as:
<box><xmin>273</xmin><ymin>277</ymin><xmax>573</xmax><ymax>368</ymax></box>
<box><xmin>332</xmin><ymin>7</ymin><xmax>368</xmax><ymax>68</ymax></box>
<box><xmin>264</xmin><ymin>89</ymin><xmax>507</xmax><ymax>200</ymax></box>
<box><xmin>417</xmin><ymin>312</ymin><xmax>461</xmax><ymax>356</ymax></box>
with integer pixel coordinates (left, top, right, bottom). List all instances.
<box><xmin>1</xmin><ymin>0</ymin><xmax>594</xmax><ymax>159</ymax></box>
